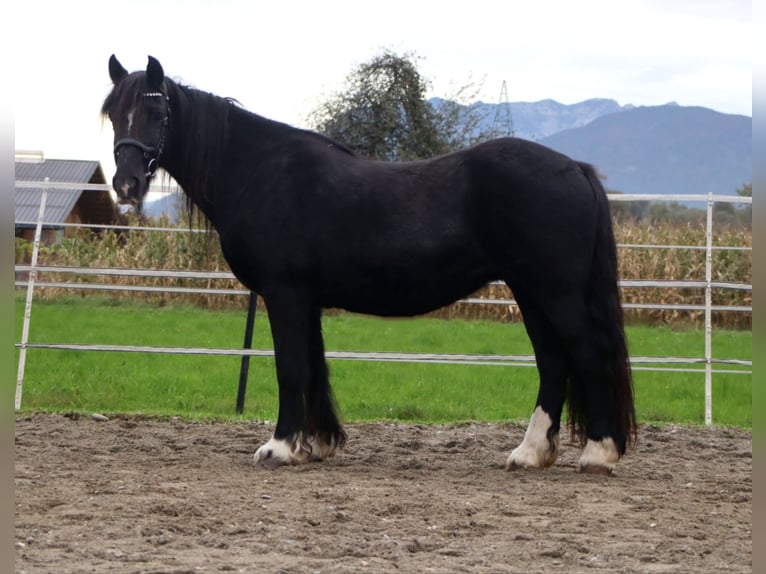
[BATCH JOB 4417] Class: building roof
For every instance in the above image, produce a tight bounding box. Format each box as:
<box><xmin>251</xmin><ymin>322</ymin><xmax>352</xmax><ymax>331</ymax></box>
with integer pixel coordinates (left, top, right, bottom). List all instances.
<box><xmin>15</xmin><ymin>158</ymin><xmax>116</xmax><ymax>228</ymax></box>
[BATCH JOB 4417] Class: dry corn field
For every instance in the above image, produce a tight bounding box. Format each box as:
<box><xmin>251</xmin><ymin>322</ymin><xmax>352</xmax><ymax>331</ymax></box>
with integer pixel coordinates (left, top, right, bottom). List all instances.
<box><xmin>17</xmin><ymin>216</ymin><xmax>752</xmax><ymax>328</ymax></box>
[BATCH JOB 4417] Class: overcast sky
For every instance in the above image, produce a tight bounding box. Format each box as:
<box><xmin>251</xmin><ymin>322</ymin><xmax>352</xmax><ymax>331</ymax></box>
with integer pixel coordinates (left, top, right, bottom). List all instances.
<box><xmin>13</xmin><ymin>0</ymin><xmax>751</xmax><ymax>174</ymax></box>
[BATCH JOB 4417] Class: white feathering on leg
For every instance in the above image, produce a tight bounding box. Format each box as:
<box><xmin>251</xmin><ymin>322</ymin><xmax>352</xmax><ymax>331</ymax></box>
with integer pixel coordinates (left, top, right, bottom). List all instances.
<box><xmin>254</xmin><ymin>434</ymin><xmax>310</xmax><ymax>466</ymax></box>
<box><xmin>506</xmin><ymin>406</ymin><xmax>559</xmax><ymax>470</ymax></box>
<box><xmin>577</xmin><ymin>438</ymin><xmax>620</xmax><ymax>474</ymax></box>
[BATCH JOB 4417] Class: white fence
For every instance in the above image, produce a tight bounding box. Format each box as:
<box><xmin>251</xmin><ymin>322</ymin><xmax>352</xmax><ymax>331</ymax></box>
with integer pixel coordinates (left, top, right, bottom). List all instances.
<box><xmin>14</xmin><ymin>180</ymin><xmax>752</xmax><ymax>425</ymax></box>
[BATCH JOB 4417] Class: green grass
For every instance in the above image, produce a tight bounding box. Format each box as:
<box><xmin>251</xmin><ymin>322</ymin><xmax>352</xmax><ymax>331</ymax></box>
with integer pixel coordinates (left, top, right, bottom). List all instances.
<box><xmin>14</xmin><ymin>295</ymin><xmax>752</xmax><ymax>428</ymax></box>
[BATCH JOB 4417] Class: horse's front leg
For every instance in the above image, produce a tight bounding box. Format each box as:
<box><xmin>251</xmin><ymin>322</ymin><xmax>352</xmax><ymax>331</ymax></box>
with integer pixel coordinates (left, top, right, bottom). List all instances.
<box><xmin>254</xmin><ymin>289</ymin><xmax>315</xmax><ymax>467</ymax></box>
<box><xmin>305</xmin><ymin>306</ymin><xmax>346</xmax><ymax>461</ymax></box>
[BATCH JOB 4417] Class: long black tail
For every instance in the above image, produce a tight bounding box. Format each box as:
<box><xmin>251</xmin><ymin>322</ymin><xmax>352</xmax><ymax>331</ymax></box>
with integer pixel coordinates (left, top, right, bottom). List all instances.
<box><xmin>569</xmin><ymin>163</ymin><xmax>636</xmax><ymax>453</ymax></box>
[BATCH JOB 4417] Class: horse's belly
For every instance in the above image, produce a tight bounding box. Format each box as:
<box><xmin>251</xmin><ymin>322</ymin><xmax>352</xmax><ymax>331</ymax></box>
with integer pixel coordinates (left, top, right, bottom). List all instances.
<box><xmin>318</xmin><ymin>267</ymin><xmax>494</xmax><ymax>317</ymax></box>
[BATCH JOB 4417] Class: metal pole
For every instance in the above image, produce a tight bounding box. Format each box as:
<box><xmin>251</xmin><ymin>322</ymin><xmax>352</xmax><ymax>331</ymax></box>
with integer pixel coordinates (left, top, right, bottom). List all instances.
<box><xmin>704</xmin><ymin>193</ymin><xmax>713</xmax><ymax>426</ymax></box>
<box><xmin>16</xmin><ymin>178</ymin><xmax>50</xmax><ymax>410</ymax></box>
<box><xmin>236</xmin><ymin>291</ymin><xmax>258</xmax><ymax>414</ymax></box>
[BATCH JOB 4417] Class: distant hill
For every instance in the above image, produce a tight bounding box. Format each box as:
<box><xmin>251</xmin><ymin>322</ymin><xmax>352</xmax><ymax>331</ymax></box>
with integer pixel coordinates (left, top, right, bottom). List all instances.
<box><xmin>434</xmin><ymin>97</ymin><xmax>751</xmax><ymax>197</ymax></box>
<box><xmin>431</xmin><ymin>97</ymin><xmax>632</xmax><ymax>141</ymax></box>
<box><xmin>539</xmin><ymin>105</ymin><xmax>751</xmax><ymax>197</ymax></box>
<box><xmin>143</xmin><ymin>189</ymin><xmax>183</xmax><ymax>222</ymax></box>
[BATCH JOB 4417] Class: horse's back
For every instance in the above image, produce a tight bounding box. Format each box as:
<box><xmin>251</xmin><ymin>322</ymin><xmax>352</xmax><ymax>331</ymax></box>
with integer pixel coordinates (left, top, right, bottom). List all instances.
<box><xmin>219</xmin><ymin>135</ymin><xmax>603</xmax><ymax>313</ymax></box>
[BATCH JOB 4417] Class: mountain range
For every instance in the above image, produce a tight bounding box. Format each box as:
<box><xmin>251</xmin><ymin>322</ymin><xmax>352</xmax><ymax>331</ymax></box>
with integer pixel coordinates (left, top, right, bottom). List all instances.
<box><xmin>433</xmin><ymin>96</ymin><xmax>635</xmax><ymax>141</ymax></box>
<box><xmin>144</xmin><ymin>99</ymin><xmax>751</xmax><ymax>219</ymax></box>
<box><xmin>451</xmin><ymin>98</ymin><xmax>751</xmax><ymax>197</ymax></box>
<box><xmin>538</xmin><ymin>103</ymin><xmax>751</xmax><ymax>197</ymax></box>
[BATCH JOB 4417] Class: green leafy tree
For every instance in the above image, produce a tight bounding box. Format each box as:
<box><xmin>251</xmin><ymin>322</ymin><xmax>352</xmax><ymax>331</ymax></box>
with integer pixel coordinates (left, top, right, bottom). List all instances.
<box><xmin>607</xmin><ymin>189</ymin><xmax>651</xmax><ymax>222</ymax></box>
<box><xmin>308</xmin><ymin>50</ymin><xmax>497</xmax><ymax>160</ymax></box>
<box><xmin>737</xmin><ymin>183</ymin><xmax>752</xmax><ymax>198</ymax></box>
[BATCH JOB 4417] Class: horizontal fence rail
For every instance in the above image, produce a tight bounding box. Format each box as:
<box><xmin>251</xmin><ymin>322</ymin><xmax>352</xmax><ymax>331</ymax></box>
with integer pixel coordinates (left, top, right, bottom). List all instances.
<box><xmin>15</xmin><ymin>342</ymin><xmax>753</xmax><ymax>375</ymax></box>
<box><xmin>13</xmin><ymin>265</ymin><xmax>754</xmax><ymax>312</ymax></box>
<box><xmin>14</xmin><ymin>180</ymin><xmax>752</xmax><ymax>425</ymax></box>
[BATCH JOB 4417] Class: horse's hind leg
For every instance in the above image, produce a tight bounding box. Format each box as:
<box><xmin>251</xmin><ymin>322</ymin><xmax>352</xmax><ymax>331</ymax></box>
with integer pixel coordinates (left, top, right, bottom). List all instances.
<box><xmin>254</xmin><ymin>289</ymin><xmax>315</xmax><ymax>467</ymax></box>
<box><xmin>506</xmin><ymin>290</ymin><xmax>567</xmax><ymax>470</ymax></box>
<box><xmin>304</xmin><ymin>309</ymin><xmax>346</xmax><ymax>461</ymax></box>
<box><xmin>542</xmin><ymin>295</ymin><xmax>626</xmax><ymax>474</ymax></box>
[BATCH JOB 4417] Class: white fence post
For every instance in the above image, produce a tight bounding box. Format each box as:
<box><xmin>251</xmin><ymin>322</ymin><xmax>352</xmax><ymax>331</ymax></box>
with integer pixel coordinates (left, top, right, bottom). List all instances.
<box><xmin>15</xmin><ymin>178</ymin><xmax>49</xmax><ymax>410</ymax></box>
<box><xmin>704</xmin><ymin>192</ymin><xmax>714</xmax><ymax>426</ymax></box>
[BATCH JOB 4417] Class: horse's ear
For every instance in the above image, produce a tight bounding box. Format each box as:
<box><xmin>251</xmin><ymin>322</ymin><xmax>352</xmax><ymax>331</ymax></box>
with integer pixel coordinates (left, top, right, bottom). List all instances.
<box><xmin>146</xmin><ymin>56</ymin><xmax>165</xmax><ymax>90</ymax></box>
<box><xmin>109</xmin><ymin>54</ymin><xmax>129</xmax><ymax>85</ymax></box>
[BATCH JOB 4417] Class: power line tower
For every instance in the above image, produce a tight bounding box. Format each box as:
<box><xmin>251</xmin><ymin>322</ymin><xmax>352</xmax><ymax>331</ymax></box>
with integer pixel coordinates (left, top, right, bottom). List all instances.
<box><xmin>491</xmin><ymin>80</ymin><xmax>515</xmax><ymax>137</ymax></box>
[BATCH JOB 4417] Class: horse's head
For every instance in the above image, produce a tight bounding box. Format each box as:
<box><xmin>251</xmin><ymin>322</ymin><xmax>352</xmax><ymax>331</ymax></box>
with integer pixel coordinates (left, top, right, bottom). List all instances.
<box><xmin>102</xmin><ymin>55</ymin><xmax>171</xmax><ymax>212</ymax></box>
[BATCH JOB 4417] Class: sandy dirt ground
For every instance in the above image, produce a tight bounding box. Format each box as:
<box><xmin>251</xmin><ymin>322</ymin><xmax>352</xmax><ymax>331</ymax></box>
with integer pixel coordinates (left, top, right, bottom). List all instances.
<box><xmin>15</xmin><ymin>412</ymin><xmax>751</xmax><ymax>574</ymax></box>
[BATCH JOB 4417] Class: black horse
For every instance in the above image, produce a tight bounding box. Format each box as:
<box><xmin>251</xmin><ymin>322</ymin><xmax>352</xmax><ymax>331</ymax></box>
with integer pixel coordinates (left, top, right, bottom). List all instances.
<box><xmin>103</xmin><ymin>55</ymin><xmax>635</xmax><ymax>474</ymax></box>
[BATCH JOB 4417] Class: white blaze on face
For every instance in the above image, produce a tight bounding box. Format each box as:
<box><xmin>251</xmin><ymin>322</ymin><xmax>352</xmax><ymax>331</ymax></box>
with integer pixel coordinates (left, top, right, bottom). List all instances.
<box><xmin>127</xmin><ymin>110</ymin><xmax>135</xmax><ymax>132</ymax></box>
<box><xmin>506</xmin><ymin>406</ymin><xmax>559</xmax><ymax>470</ymax></box>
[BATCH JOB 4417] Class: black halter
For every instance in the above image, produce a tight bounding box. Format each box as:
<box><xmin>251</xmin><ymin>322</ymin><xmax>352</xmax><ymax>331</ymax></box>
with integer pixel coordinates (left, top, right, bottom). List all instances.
<box><xmin>113</xmin><ymin>91</ymin><xmax>171</xmax><ymax>179</ymax></box>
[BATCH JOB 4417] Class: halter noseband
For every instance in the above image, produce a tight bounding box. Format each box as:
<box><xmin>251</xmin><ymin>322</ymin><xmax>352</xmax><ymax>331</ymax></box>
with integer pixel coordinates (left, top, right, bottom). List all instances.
<box><xmin>113</xmin><ymin>92</ymin><xmax>171</xmax><ymax>179</ymax></box>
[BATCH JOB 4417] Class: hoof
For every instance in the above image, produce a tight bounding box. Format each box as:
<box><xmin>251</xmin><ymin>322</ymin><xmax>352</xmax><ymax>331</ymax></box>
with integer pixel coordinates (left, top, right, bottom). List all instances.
<box><xmin>254</xmin><ymin>430</ymin><xmax>346</xmax><ymax>467</ymax></box>
<box><xmin>506</xmin><ymin>407</ymin><xmax>559</xmax><ymax>471</ymax></box>
<box><xmin>578</xmin><ymin>464</ymin><xmax>613</xmax><ymax>476</ymax></box>
<box><xmin>505</xmin><ymin>437</ymin><xmax>559</xmax><ymax>471</ymax></box>
<box><xmin>506</xmin><ymin>458</ymin><xmax>538</xmax><ymax>472</ymax></box>
<box><xmin>254</xmin><ymin>435</ymin><xmax>310</xmax><ymax>467</ymax></box>
<box><xmin>307</xmin><ymin>432</ymin><xmax>344</xmax><ymax>461</ymax></box>
<box><xmin>576</xmin><ymin>438</ymin><xmax>619</xmax><ymax>475</ymax></box>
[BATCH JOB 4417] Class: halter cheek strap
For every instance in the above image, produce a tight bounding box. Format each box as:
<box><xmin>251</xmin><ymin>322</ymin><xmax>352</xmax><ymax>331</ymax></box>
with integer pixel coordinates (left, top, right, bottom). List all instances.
<box><xmin>113</xmin><ymin>92</ymin><xmax>171</xmax><ymax>179</ymax></box>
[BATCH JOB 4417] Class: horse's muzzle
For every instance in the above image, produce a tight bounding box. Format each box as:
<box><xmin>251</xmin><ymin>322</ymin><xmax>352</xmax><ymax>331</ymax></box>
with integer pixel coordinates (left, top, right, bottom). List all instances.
<box><xmin>112</xmin><ymin>174</ymin><xmax>143</xmax><ymax>208</ymax></box>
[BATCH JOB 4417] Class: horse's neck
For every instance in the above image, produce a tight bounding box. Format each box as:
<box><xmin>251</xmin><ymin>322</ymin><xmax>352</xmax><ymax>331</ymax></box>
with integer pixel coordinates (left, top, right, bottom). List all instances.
<box><xmin>161</xmin><ymin>90</ymin><xmax>283</xmax><ymax>220</ymax></box>
<box><xmin>160</xmin><ymin>88</ymin><xmax>222</xmax><ymax>215</ymax></box>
